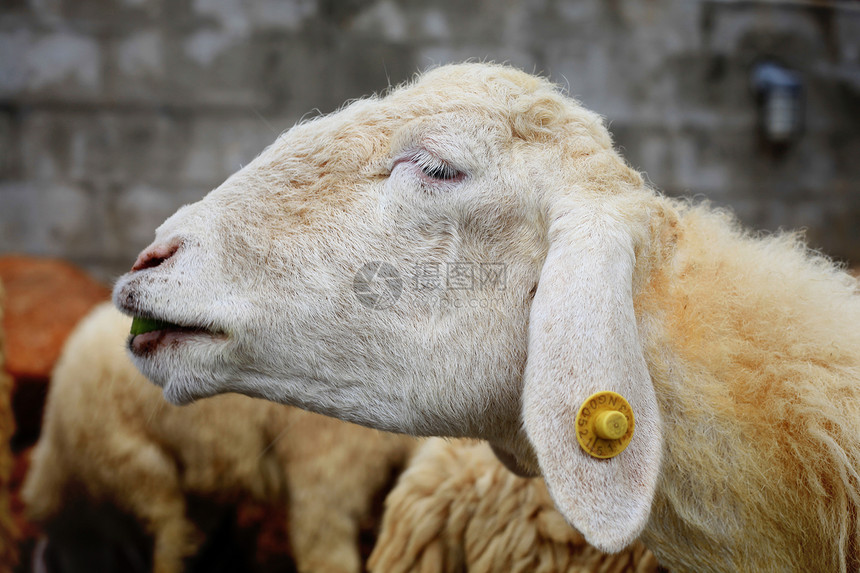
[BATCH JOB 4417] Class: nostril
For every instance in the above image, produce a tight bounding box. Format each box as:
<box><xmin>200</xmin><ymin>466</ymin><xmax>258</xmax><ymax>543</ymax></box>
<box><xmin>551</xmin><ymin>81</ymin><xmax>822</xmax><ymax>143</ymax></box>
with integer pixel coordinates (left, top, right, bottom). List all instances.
<box><xmin>131</xmin><ymin>240</ymin><xmax>182</xmax><ymax>272</ymax></box>
<box><xmin>135</xmin><ymin>254</ymin><xmax>168</xmax><ymax>271</ymax></box>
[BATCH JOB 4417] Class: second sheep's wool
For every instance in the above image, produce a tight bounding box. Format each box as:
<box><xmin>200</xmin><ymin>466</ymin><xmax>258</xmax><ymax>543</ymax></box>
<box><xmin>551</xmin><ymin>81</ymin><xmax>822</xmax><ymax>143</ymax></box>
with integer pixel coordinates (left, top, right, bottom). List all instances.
<box><xmin>370</xmin><ymin>438</ymin><xmax>658</xmax><ymax>573</ymax></box>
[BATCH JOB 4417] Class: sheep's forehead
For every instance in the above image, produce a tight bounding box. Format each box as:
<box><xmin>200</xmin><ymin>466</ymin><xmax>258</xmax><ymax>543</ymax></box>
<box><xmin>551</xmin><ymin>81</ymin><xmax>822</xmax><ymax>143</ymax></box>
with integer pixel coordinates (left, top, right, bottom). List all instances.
<box><xmin>194</xmin><ymin>66</ymin><xmax>591</xmax><ymax>266</ymax></box>
<box><xmin>399</xmin><ymin>63</ymin><xmax>559</xmax><ymax>112</ymax></box>
<box><xmin>236</xmin><ymin>64</ymin><xmax>600</xmax><ymax>212</ymax></box>
<box><xmin>274</xmin><ymin>63</ymin><xmax>578</xmax><ymax>160</ymax></box>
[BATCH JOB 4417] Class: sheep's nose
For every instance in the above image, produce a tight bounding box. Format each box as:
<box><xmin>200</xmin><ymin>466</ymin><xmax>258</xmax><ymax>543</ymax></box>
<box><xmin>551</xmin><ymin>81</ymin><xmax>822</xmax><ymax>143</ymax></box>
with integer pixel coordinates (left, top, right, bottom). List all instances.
<box><xmin>131</xmin><ymin>240</ymin><xmax>183</xmax><ymax>272</ymax></box>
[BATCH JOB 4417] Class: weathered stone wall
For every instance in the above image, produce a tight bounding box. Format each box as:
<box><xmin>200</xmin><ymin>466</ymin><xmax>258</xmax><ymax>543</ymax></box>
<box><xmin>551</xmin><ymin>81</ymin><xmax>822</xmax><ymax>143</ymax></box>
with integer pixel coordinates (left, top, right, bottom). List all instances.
<box><xmin>1</xmin><ymin>0</ymin><xmax>858</xmax><ymax>280</ymax></box>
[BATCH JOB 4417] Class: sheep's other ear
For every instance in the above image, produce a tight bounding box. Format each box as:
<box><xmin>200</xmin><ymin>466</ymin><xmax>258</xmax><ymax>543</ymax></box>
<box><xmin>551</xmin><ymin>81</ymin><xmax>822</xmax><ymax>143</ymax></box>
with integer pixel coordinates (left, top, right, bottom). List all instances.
<box><xmin>522</xmin><ymin>196</ymin><xmax>662</xmax><ymax>553</ymax></box>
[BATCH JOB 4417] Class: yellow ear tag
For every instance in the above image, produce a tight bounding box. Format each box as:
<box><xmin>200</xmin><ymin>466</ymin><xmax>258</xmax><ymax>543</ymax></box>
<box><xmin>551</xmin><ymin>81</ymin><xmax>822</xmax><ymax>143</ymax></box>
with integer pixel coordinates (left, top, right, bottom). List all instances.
<box><xmin>575</xmin><ymin>391</ymin><xmax>635</xmax><ymax>459</ymax></box>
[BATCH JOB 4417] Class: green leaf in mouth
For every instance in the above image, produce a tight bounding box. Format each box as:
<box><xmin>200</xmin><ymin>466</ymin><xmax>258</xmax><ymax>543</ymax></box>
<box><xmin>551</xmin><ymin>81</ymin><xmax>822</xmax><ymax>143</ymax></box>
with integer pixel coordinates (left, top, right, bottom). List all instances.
<box><xmin>130</xmin><ymin>317</ymin><xmax>174</xmax><ymax>336</ymax></box>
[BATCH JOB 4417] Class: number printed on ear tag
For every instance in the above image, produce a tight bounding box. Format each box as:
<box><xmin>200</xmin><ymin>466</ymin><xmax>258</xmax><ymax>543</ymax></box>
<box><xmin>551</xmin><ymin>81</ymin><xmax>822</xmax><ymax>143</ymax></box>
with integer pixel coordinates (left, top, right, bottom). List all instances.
<box><xmin>575</xmin><ymin>391</ymin><xmax>635</xmax><ymax>459</ymax></box>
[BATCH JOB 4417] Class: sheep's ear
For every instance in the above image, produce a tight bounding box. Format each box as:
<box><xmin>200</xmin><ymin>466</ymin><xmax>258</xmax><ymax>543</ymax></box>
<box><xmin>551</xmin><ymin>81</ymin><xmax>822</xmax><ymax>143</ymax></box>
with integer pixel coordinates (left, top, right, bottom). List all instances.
<box><xmin>522</xmin><ymin>199</ymin><xmax>662</xmax><ymax>553</ymax></box>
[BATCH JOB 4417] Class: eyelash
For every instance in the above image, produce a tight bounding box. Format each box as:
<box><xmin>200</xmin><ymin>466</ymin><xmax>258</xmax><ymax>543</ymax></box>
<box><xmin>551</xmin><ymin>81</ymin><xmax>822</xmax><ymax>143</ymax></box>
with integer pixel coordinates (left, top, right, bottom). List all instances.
<box><xmin>411</xmin><ymin>150</ymin><xmax>463</xmax><ymax>182</ymax></box>
<box><xmin>420</xmin><ymin>162</ymin><xmax>460</xmax><ymax>180</ymax></box>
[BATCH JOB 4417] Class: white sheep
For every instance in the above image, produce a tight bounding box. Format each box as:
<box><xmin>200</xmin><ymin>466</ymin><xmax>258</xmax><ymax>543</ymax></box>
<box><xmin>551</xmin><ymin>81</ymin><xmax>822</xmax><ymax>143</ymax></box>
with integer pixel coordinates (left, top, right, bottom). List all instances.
<box><xmin>111</xmin><ymin>63</ymin><xmax>860</xmax><ymax>571</ymax></box>
<box><xmin>368</xmin><ymin>437</ymin><xmax>659</xmax><ymax>573</ymax></box>
<box><xmin>22</xmin><ymin>303</ymin><xmax>416</xmax><ymax>573</ymax></box>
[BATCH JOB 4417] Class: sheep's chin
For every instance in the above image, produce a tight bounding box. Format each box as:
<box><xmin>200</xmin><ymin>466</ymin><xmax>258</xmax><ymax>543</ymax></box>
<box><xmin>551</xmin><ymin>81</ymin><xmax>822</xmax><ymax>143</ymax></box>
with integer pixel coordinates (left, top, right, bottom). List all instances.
<box><xmin>126</xmin><ymin>332</ymin><xmax>231</xmax><ymax>405</ymax></box>
<box><xmin>162</xmin><ymin>378</ymin><xmax>214</xmax><ymax>406</ymax></box>
<box><xmin>143</xmin><ymin>364</ymin><xmax>222</xmax><ymax>407</ymax></box>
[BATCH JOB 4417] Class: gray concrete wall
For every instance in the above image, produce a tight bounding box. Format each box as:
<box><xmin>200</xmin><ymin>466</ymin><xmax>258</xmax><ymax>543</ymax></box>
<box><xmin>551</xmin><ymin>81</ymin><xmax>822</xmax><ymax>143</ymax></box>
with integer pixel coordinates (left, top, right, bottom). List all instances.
<box><xmin>1</xmin><ymin>0</ymin><xmax>859</xmax><ymax>281</ymax></box>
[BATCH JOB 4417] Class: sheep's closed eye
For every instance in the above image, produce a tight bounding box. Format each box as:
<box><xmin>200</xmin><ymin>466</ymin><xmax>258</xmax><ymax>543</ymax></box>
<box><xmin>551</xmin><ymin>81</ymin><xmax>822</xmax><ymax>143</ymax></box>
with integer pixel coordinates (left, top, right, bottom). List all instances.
<box><xmin>393</xmin><ymin>148</ymin><xmax>466</xmax><ymax>184</ymax></box>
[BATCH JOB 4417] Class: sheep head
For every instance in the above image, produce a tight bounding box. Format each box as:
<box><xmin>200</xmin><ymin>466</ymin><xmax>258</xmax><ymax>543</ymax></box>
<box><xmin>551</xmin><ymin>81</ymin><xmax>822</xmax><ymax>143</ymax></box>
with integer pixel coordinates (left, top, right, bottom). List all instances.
<box><xmin>113</xmin><ymin>63</ymin><xmax>670</xmax><ymax>552</ymax></box>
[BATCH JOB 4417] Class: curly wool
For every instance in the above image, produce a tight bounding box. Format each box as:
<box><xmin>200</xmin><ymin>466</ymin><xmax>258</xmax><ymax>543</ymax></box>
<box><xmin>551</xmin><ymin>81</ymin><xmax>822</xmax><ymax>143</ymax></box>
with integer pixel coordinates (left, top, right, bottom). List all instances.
<box><xmin>369</xmin><ymin>439</ymin><xmax>658</xmax><ymax>573</ymax></box>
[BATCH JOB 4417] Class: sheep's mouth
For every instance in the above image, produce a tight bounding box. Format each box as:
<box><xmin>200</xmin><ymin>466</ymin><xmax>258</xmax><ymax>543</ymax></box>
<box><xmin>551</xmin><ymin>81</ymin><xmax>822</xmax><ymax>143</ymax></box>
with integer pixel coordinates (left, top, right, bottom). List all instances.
<box><xmin>129</xmin><ymin>316</ymin><xmax>225</xmax><ymax>356</ymax></box>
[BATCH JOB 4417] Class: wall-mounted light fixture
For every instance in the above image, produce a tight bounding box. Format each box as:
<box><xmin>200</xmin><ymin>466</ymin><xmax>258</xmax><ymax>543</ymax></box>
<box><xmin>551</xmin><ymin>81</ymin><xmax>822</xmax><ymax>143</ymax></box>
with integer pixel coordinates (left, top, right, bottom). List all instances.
<box><xmin>752</xmin><ymin>60</ymin><xmax>803</xmax><ymax>145</ymax></box>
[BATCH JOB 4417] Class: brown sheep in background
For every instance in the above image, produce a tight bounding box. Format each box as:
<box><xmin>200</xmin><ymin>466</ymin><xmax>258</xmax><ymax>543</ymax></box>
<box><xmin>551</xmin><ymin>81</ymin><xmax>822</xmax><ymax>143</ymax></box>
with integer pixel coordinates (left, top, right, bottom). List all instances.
<box><xmin>22</xmin><ymin>303</ymin><xmax>416</xmax><ymax>573</ymax></box>
<box><xmin>369</xmin><ymin>438</ymin><xmax>659</xmax><ymax>573</ymax></box>
<box><xmin>0</xmin><ymin>280</ymin><xmax>18</xmax><ymax>572</ymax></box>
